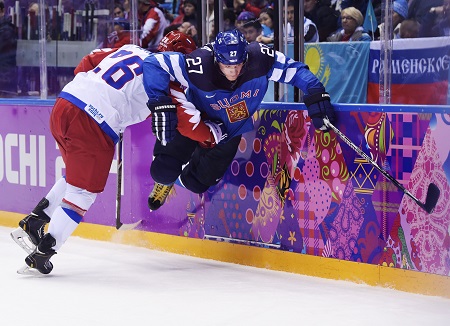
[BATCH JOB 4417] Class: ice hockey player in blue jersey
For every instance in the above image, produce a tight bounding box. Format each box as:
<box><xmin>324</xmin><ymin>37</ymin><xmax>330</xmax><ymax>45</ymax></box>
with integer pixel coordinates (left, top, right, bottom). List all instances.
<box><xmin>143</xmin><ymin>29</ymin><xmax>336</xmax><ymax>210</ymax></box>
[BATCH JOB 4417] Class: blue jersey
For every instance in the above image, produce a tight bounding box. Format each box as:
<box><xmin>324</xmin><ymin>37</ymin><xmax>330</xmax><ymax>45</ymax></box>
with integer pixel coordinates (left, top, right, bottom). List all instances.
<box><xmin>142</xmin><ymin>42</ymin><xmax>324</xmax><ymax>139</ymax></box>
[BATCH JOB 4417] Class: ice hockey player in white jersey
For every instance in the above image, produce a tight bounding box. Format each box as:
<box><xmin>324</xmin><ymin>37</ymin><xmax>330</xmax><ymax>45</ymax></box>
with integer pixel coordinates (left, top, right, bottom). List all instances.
<box><xmin>10</xmin><ymin>31</ymin><xmax>197</xmax><ymax>275</ymax></box>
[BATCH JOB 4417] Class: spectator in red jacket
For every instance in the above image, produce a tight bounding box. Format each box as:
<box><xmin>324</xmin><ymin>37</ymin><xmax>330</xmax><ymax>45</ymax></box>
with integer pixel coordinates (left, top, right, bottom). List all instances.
<box><xmin>106</xmin><ymin>17</ymin><xmax>131</xmax><ymax>48</ymax></box>
<box><xmin>138</xmin><ymin>0</ymin><xmax>170</xmax><ymax>51</ymax></box>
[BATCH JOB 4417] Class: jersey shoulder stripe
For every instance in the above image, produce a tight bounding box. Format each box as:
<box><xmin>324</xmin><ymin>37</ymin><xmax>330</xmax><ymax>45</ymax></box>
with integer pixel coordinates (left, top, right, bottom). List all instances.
<box><xmin>242</xmin><ymin>42</ymin><xmax>276</xmax><ymax>81</ymax></box>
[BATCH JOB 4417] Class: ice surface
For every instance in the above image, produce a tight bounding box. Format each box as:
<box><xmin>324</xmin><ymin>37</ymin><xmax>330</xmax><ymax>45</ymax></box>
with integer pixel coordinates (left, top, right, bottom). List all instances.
<box><xmin>2</xmin><ymin>226</ymin><xmax>449</xmax><ymax>325</ymax></box>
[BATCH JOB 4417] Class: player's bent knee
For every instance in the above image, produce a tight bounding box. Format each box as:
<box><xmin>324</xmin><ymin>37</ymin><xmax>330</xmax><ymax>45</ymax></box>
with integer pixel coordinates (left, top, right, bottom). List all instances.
<box><xmin>151</xmin><ymin>155</ymin><xmax>183</xmax><ymax>185</ymax></box>
<box><xmin>64</xmin><ymin>183</ymin><xmax>97</xmax><ymax>212</ymax></box>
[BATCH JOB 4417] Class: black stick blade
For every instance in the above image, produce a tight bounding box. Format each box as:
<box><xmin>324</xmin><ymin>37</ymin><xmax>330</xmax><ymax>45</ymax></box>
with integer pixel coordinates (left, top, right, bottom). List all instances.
<box><xmin>423</xmin><ymin>183</ymin><xmax>440</xmax><ymax>214</ymax></box>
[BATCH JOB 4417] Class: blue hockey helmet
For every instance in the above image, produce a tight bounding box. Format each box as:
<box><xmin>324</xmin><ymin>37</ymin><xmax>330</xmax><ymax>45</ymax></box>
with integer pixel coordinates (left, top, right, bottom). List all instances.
<box><xmin>213</xmin><ymin>29</ymin><xmax>248</xmax><ymax>65</ymax></box>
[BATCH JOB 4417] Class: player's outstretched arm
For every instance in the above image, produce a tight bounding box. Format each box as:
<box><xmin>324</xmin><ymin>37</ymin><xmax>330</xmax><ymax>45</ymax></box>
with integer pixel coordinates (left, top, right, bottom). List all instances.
<box><xmin>265</xmin><ymin>50</ymin><xmax>337</xmax><ymax>132</ymax></box>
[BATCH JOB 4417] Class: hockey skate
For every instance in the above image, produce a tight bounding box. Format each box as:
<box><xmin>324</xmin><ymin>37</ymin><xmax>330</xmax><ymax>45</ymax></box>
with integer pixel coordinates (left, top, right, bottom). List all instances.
<box><xmin>148</xmin><ymin>182</ymin><xmax>174</xmax><ymax>211</ymax></box>
<box><xmin>18</xmin><ymin>233</ymin><xmax>57</xmax><ymax>275</ymax></box>
<box><xmin>10</xmin><ymin>198</ymin><xmax>51</xmax><ymax>254</ymax></box>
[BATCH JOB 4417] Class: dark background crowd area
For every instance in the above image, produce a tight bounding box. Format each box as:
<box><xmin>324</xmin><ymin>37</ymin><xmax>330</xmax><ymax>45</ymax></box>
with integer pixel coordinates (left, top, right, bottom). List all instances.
<box><xmin>1</xmin><ymin>0</ymin><xmax>449</xmax><ymax>97</ymax></box>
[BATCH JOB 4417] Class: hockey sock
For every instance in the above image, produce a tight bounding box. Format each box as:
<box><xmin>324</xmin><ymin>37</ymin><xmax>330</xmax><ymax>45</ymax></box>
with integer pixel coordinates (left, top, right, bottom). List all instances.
<box><xmin>47</xmin><ymin>184</ymin><xmax>97</xmax><ymax>251</ymax></box>
<box><xmin>48</xmin><ymin>206</ymin><xmax>82</xmax><ymax>251</ymax></box>
<box><xmin>43</xmin><ymin>177</ymin><xmax>67</xmax><ymax>218</ymax></box>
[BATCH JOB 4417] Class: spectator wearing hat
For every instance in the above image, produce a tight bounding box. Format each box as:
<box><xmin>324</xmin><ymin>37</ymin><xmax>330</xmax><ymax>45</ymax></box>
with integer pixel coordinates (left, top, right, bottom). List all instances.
<box><xmin>236</xmin><ymin>10</ymin><xmax>255</xmax><ymax>33</ymax></box>
<box><xmin>106</xmin><ymin>17</ymin><xmax>131</xmax><ymax>48</ymax></box>
<box><xmin>327</xmin><ymin>7</ymin><xmax>371</xmax><ymax>41</ymax></box>
<box><xmin>394</xmin><ymin>0</ymin><xmax>409</xmax><ymax>19</ymax></box>
<box><xmin>375</xmin><ymin>0</ymin><xmax>408</xmax><ymax>39</ymax></box>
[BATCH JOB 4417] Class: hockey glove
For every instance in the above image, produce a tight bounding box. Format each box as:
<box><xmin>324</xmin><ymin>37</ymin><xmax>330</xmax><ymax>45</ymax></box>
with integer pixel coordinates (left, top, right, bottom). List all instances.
<box><xmin>304</xmin><ymin>89</ymin><xmax>336</xmax><ymax>132</ymax></box>
<box><xmin>199</xmin><ymin>120</ymin><xmax>228</xmax><ymax>148</ymax></box>
<box><xmin>147</xmin><ymin>96</ymin><xmax>177</xmax><ymax>146</ymax></box>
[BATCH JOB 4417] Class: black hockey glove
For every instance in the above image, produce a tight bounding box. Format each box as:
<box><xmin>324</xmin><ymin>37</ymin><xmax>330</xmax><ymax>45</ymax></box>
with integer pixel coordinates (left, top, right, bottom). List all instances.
<box><xmin>304</xmin><ymin>88</ymin><xmax>336</xmax><ymax>132</ymax></box>
<box><xmin>147</xmin><ymin>96</ymin><xmax>177</xmax><ymax>145</ymax></box>
<box><xmin>199</xmin><ymin>120</ymin><xmax>228</xmax><ymax>148</ymax></box>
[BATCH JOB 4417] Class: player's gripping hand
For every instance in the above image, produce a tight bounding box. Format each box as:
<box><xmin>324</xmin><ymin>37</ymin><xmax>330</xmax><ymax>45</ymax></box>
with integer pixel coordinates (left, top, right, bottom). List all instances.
<box><xmin>147</xmin><ymin>96</ymin><xmax>177</xmax><ymax>145</ymax></box>
<box><xmin>304</xmin><ymin>88</ymin><xmax>336</xmax><ymax>131</ymax></box>
<box><xmin>199</xmin><ymin>120</ymin><xmax>228</xmax><ymax>148</ymax></box>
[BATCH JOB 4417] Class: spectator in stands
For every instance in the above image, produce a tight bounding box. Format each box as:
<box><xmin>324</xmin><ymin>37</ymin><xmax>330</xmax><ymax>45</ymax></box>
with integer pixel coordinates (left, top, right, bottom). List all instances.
<box><xmin>399</xmin><ymin>19</ymin><xmax>420</xmax><ymax>38</ymax></box>
<box><xmin>107</xmin><ymin>3</ymin><xmax>127</xmax><ymax>43</ymax></box>
<box><xmin>305</xmin><ymin>0</ymin><xmax>340</xmax><ymax>41</ymax></box>
<box><xmin>172</xmin><ymin>0</ymin><xmax>197</xmax><ymax>27</ymax></box>
<box><xmin>327</xmin><ymin>7</ymin><xmax>371</xmax><ymax>41</ymax></box>
<box><xmin>206</xmin><ymin>0</ymin><xmax>215</xmax><ymax>41</ymax></box>
<box><xmin>286</xmin><ymin>0</ymin><xmax>318</xmax><ymax>43</ymax></box>
<box><xmin>173</xmin><ymin>0</ymin><xmax>184</xmax><ymax>16</ymax></box>
<box><xmin>29</xmin><ymin>2</ymin><xmax>38</xmax><ymax>13</ymax></box>
<box><xmin>177</xmin><ymin>21</ymin><xmax>199</xmax><ymax>45</ymax></box>
<box><xmin>235</xmin><ymin>10</ymin><xmax>255</xmax><ymax>33</ymax></box>
<box><xmin>138</xmin><ymin>0</ymin><xmax>170</xmax><ymax>51</ymax></box>
<box><xmin>27</xmin><ymin>2</ymin><xmax>42</xmax><ymax>41</ymax></box>
<box><xmin>419</xmin><ymin>0</ymin><xmax>450</xmax><ymax>37</ymax></box>
<box><xmin>113</xmin><ymin>3</ymin><xmax>127</xmax><ymax>19</ymax></box>
<box><xmin>207</xmin><ymin>5</ymin><xmax>238</xmax><ymax>41</ymax></box>
<box><xmin>106</xmin><ymin>17</ymin><xmax>131</xmax><ymax>48</ymax></box>
<box><xmin>256</xmin><ymin>7</ymin><xmax>274</xmax><ymax>44</ymax></box>
<box><xmin>0</xmin><ymin>0</ymin><xmax>17</xmax><ymax>96</ymax></box>
<box><xmin>376</xmin><ymin>0</ymin><xmax>408</xmax><ymax>39</ymax></box>
<box><xmin>408</xmin><ymin>0</ymin><xmax>443</xmax><ymax>25</ymax></box>
<box><xmin>178</xmin><ymin>21</ymin><xmax>193</xmax><ymax>34</ymax></box>
<box><xmin>123</xmin><ymin>0</ymin><xmax>130</xmax><ymax>17</ymax></box>
<box><xmin>234</xmin><ymin>0</ymin><xmax>269</xmax><ymax>18</ymax></box>
<box><xmin>242</xmin><ymin>19</ymin><xmax>262</xmax><ymax>42</ymax></box>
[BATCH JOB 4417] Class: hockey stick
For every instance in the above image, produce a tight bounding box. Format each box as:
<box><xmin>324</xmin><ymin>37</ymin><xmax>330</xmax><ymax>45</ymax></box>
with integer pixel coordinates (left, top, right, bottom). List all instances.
<box><xmin>323</xmin><ymin>118</ymin><xmax>440</xmax><ymax>214</ymax></box>
<box><xmin>115</xmin><ymin>132</ymin><xmax>142</xmax><ymax>230</ymax></box>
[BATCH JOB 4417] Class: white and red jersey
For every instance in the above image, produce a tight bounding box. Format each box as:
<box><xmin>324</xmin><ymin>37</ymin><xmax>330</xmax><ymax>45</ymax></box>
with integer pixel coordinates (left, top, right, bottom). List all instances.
<box><xmin>59</xmin><ymin>44</ymin><xmax>152</xmax><ymax>144</ymax></box>
<box><xmin>140</xmin><ymin>6</ymin><xmax>169</xmax><ymax>51</ymax></box>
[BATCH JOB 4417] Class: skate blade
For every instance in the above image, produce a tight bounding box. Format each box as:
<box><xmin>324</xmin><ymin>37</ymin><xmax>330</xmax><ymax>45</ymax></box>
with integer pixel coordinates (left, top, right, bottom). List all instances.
<box><xmin>17</xmin><ymin>264</ymin><xmax>47</xmax><ymax>277</ymax></box>
<box><xmin>116</xmin><ymin>220</ymin><xmax>142</xmax><ymax>231</ymax></box>
<box><xmin>10</xmin><ymin>227</ymin><xmax>36</xmax><ymax>254</ymax></box>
